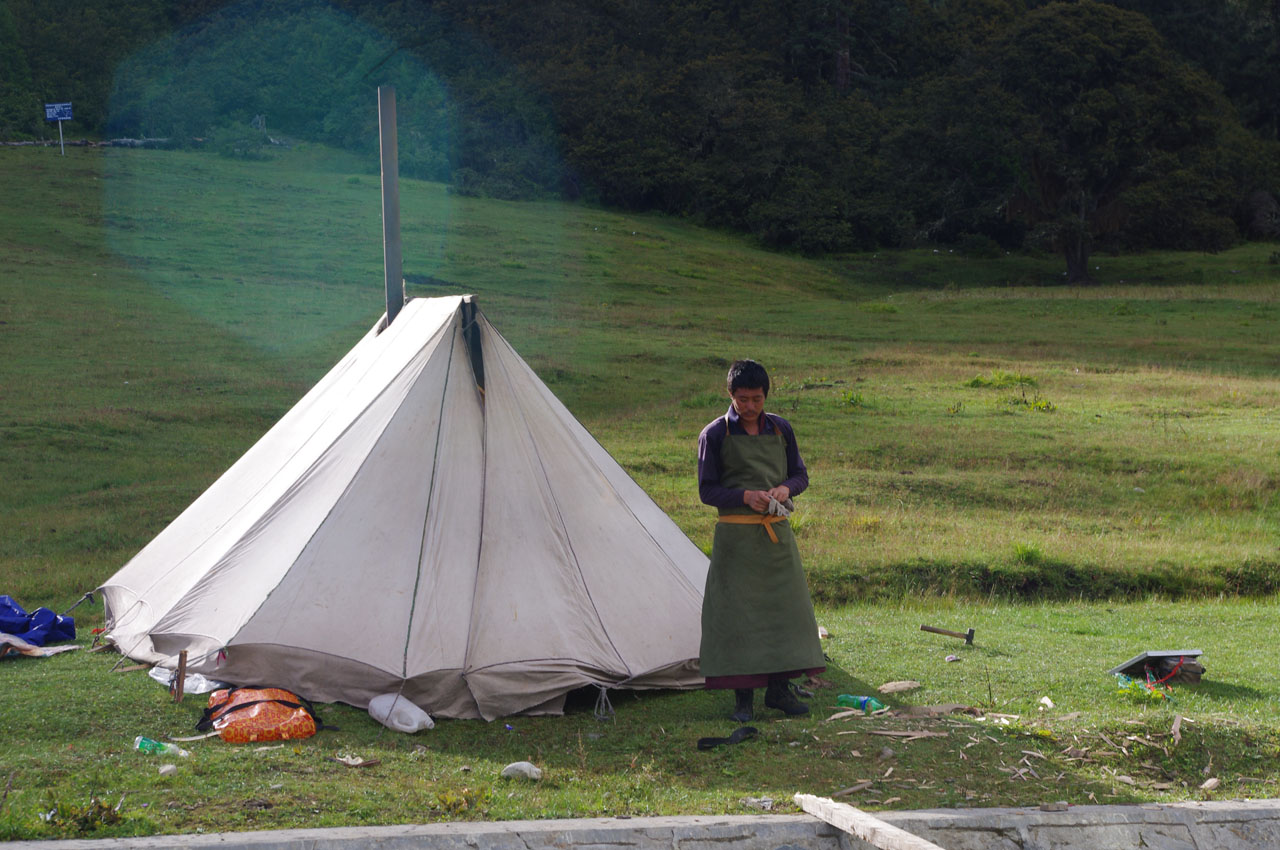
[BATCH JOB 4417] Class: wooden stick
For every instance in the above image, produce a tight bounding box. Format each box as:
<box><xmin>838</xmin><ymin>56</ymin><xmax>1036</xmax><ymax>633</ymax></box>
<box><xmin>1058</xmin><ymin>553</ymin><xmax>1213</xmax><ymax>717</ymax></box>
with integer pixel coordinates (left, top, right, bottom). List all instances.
<box><xmin>114</xmin><ymin>663</ymin><xmax>153</xmax><ymax>674</ymax></box>
<box><xmin>169</xmin><ymin>731</ymin><xmax>221</xmax><ymax>742</ymax></box>
<box><xmin>173</xmin><ymin>650</ymin><xmax>188</xmax><ymax>703</ymax></box>
<box><xmin>1</xmin><ymin>770</ymin><xmax>14</xmax><ymax>813</ymax></box>
<box><xmin>831</xmin><ymin>780</ymin><xmax>874</xmax><ymax>797</ymax></box>
<box><xmin>794</xmin><ymin>794</ymin><xmax>951</xmax><ymax>850</ymax></box>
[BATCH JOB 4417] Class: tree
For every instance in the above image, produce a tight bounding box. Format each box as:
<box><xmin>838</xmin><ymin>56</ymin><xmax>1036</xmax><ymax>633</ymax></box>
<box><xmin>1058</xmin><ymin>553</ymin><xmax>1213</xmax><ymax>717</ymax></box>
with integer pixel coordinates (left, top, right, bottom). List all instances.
<box><xmin>1111</xmin><ymin>0</ymin><xmax>1280</xmax><ymax>143</ymax></box>
<box><xmin>0</xmin><ymin>4</ymin><xmax>36</xmax><ymax>137</ymax></box>
<box><xmin>985</xmin><ymin>2</ymin><xmax>1232</xmax><ymax>282</ymax></box>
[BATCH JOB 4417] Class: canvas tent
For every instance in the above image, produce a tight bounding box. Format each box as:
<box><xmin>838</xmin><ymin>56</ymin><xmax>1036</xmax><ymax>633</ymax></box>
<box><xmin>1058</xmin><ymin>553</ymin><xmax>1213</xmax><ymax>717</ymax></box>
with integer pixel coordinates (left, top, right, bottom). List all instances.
<box><xmin>100</xmin><ymin>295</ymin><xmax>708</xmax><ymax>720</ymax></box>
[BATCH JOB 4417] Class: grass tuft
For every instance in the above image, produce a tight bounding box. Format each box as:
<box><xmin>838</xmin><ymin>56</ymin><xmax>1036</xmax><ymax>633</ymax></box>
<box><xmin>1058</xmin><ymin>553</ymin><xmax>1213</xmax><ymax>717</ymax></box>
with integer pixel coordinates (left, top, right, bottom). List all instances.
<box><xmin>965</xmin><ymin>370</ymin><xmax>1038</xmax><ymax>389</ymax></box>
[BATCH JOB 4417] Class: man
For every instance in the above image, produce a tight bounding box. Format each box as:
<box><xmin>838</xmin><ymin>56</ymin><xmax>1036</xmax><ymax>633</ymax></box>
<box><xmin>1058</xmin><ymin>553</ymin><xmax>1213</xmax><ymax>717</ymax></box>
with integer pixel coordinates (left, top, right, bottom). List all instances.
<box><xmin>697</xmin><ymin>359</ymin><xmax>825</xmax><ymax>721</ymax></box>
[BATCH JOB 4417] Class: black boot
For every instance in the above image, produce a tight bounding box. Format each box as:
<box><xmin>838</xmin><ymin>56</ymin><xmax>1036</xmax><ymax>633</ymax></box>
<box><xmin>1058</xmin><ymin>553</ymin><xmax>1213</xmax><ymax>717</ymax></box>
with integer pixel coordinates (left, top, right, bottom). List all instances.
<box><xmin>730</xmin><ymin>688</ymin><xmax>754</xmax><ymax>723</ymax></box>
<box><xmin>764</xmin><ymin>675</ymin><xmax>809</xmax><ymax>716</ymax></box>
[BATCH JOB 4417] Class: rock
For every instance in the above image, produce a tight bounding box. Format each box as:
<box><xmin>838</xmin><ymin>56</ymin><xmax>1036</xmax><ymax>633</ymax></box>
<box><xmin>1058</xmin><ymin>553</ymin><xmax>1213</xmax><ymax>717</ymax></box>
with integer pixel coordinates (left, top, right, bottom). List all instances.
<box><xmin>877</xmin><ymin>681</ymin><xmax>922</xmax><ymax>694</ymax></box>
<box><xmin>500</xmin><ymin>761</ymin><xmax>543</xmax><ymax>781</ymax></box>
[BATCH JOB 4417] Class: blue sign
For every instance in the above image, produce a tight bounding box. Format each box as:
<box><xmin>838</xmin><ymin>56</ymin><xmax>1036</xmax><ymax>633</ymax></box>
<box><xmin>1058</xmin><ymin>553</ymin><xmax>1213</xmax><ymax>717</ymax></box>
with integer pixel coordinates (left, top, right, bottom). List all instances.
<box><xmin>45</xmin><ymin>102</ymin><xmax>72</xmax><ymax>121</ymax></box>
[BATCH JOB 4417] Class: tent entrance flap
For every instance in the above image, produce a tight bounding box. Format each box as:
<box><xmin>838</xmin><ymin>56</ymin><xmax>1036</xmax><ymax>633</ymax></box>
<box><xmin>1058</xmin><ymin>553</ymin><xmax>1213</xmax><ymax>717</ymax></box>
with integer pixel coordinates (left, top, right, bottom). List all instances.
<box><xmin>461</xmin><ymin>295</ymin><xmax>484</xmax><ymax>392</ymax></box>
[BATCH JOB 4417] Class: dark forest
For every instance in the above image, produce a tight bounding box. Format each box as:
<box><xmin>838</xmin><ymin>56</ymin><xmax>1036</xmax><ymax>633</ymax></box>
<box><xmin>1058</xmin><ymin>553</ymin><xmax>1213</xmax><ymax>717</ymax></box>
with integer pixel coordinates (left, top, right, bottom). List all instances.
<box><xmin>3</xmin><ymin>0</ymin><xmax>1278</xmax><ymax>277</ymax></box>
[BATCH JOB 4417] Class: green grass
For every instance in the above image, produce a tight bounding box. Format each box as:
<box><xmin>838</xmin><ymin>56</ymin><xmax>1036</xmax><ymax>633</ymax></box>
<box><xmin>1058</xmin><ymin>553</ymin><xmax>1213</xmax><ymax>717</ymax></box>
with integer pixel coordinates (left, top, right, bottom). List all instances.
<box><xmin>4</xmin><ymin>599</ymin><xmax>1279</xmax><ymax>838</ymax></box>
<box><xmin>2</xmin><ymin>144</ymin><xmax>1279</xmax><ymax>838</ymax></box>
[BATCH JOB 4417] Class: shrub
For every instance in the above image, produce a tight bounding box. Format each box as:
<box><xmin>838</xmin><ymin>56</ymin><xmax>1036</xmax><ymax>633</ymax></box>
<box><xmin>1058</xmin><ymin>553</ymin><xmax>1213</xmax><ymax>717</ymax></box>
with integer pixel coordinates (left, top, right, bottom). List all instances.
<box><xmin>211</xmin><ymin>122</ymin><xmax>270</xmax><ymax>160</ymax></box>
<box><xmin>965</xmin><ymin>370</ymin><xmax>1037</xmax><ymax>389</ymax></box>
<box><xmin>957</xmin><ymin>233</ymin><xmax>1002</xmax><ymax>258</ymax></box>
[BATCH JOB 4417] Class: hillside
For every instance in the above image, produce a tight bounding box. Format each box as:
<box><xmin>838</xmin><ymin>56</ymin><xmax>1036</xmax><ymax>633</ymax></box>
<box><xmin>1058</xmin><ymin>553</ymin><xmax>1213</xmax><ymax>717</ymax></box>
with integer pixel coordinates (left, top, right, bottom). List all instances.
<box><xmin>2</xmin><ymin>0</ymin><xmax>1278</xmax><ymax>271</ymax></box>
<box><xmin>3</xmin><ymin>143</ymin><xmax>1280</xmax><ymax>840</ymax></box>
<box><xmin>2</xmin><ymin>144</ymin><xmax>1277</xmax><ymax>611</ymax></box>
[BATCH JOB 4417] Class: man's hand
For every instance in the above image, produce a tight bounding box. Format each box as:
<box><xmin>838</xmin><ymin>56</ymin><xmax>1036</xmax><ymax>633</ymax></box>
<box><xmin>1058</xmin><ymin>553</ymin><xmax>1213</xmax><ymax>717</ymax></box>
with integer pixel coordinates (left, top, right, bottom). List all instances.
<box><xmin>767</xmin><ymin>485</ymin><xmax>791</xmax><ymax>503</ymax></box>
<box><xmin>743</xmin><ymin>489</ymin><xmax>772</xmax><ymax>513</ymax></box>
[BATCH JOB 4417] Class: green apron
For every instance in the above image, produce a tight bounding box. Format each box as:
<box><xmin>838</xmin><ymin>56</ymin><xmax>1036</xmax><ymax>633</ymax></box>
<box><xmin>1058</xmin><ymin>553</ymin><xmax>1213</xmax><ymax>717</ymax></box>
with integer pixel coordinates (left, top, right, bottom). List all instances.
<box><xmin>699</xmin><ymin>416</ymin><xmax>825</xmax><ymax>679</ymax></box>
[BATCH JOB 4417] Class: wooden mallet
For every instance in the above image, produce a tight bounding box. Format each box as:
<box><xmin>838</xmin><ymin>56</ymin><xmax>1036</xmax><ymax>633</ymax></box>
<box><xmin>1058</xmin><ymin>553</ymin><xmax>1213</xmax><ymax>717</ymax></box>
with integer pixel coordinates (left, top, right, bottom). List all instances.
<box><xmin>920</xmin><ymin>624</ymin><xmax>975</xmax><ymax>645</ymax></box>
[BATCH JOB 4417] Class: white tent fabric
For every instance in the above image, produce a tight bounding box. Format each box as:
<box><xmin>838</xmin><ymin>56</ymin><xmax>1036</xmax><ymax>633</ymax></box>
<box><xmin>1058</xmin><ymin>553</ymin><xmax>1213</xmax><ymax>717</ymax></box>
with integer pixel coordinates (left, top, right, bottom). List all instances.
<box><xmin>99</xmin><ymin>295</ymin><xmax>708</xmax><ymax>719</ymax></box>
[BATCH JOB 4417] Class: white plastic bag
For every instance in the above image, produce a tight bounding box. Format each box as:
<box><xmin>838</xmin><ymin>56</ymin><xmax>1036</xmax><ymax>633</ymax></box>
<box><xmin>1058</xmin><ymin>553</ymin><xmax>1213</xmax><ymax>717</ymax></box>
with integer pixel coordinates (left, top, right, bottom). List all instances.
<box><xmin>147</xmin><ymin>665</ymin><xmax>229</xmax><ymax>695</ymax></box>
<box><xmin>368</xmin><ymin>693</ymin><xmax>434</xmax><ymax>733</ymax></box>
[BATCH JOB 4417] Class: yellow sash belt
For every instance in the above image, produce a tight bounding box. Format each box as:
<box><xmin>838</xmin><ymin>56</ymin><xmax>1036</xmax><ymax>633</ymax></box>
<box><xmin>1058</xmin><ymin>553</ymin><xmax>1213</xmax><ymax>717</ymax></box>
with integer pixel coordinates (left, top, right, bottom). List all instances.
<box><xmin>717</xmin><ymin>513</ymin><xmax>786</xmax><ymax>543</ymax></box>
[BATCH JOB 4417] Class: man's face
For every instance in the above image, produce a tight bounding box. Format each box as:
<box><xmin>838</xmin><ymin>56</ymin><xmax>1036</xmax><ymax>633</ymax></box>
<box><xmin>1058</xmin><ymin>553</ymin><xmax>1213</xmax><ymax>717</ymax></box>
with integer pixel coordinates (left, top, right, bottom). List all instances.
<box><xmin>730</xmin><ymin>386</ymin><xmax>766</xmax><ymax>424</ymax></box>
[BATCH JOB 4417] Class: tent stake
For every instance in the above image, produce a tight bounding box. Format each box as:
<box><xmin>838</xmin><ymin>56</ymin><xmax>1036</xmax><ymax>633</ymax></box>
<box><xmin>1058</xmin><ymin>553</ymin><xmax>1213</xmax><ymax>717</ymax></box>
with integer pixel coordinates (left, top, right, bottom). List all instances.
<box><xmin>173</xmin><ymin>650</ymin><xmax>188</xmax><ymax>703</ymax></box>
<box><xmin>378</xmin><ymin>85</ymin><xmax>404</xmax><ymax>327</ymax></box>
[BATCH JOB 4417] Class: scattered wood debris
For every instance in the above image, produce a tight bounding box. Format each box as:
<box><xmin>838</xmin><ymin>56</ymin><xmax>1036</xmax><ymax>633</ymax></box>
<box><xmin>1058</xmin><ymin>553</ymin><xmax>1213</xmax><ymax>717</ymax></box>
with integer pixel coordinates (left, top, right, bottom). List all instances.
<box><xmin>868</xmin><ymin>730</ymin><xmax>949</xmax><ymax>742</ymax></box>
<box><xmin>1099</xmin><ymin>733</ymin><xmax>1127</xmax><ymax>755</ymax></box>
<box><xmin>896</xmin><ymin>704</ymin><xmax>981</xmax><ymax>718</ymax></box>
<box><xmin>170</xmin><ymin>731</ymin><xmax>220</xmax><ymax>742</ymax></box>
<box><xmin>330</xmin><ymin>755</ymin><xmax>380</xmax><ymax>768</ymax></box>
<box><xmin>114</xmin><ymin>663</ymin><xmax>153</xmax><ymax>674</ymax></box>
<box><xmin>832</xmin><ymin>781</ymin><xmax>874</xmax><ymax>797</ymax></box>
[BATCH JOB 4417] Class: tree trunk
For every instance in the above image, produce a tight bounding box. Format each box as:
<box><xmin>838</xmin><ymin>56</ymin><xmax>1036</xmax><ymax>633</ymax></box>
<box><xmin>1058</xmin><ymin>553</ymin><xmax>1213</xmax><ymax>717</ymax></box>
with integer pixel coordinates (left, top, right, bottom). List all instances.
<box><xmin>834</xmin><ymin>11</ymin><xmax>850</xmax><ymax>92</ymax></box>
<box><xmin>1063</xmin><ymin>236</ymin><xmax>1095</xmax><ymax>284</ymax></box>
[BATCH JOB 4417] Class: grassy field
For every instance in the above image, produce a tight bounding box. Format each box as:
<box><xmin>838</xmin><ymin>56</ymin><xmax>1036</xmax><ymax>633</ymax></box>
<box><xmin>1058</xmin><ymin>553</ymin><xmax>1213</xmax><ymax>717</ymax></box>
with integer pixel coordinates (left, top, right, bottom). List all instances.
<box><xmin>1</xmin><ymin>144</ymin><xmax>1279</xmax><ymax>839</ymax></box>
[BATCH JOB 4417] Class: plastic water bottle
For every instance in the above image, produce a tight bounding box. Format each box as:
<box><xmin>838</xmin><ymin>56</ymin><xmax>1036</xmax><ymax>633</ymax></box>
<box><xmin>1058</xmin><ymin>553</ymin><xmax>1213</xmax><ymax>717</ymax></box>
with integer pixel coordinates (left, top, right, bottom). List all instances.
<box><xmin>134</xmin><ymin>736</ymin><xmax>190</xmax><ymax>758</ymax></box>
<box><xmin>836</xmin><ymin>694</ymin><xmax>885</xmax><ymax>713</ymax></box>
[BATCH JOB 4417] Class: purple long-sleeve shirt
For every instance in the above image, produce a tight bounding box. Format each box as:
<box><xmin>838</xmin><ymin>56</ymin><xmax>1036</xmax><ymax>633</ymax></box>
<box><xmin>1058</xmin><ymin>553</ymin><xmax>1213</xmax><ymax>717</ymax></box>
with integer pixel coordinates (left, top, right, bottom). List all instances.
<box><xmin>697</xmin><ymin>406</ymin><xmax>809</xmax><ymax>510</ymax></box>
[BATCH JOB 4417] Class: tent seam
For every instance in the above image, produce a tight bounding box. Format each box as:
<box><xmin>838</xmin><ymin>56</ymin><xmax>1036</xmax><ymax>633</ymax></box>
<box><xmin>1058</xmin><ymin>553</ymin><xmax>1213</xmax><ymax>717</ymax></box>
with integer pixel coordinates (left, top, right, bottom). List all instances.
<box><xmin>400</xmin><ymin>320</ymin><xmax>459</xmax><ymax>678</ymax></box>
<box><xmin>460</xmin><ymin>306</ymin><xmax>487</xmax><ymax>688</ymax></box>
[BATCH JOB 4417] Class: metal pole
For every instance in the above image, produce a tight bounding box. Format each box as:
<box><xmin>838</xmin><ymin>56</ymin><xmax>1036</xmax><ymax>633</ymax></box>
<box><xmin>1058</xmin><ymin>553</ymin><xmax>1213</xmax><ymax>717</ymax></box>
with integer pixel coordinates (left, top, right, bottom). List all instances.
<box><xmin>378</xmin><ymin>86</ymin><xmax>403</xmax><ymax>327</ymax></box>
<box><xmin>58</xmin><ymin>119</ymin><xmax>65</xmax><ymax>156</ymax></box>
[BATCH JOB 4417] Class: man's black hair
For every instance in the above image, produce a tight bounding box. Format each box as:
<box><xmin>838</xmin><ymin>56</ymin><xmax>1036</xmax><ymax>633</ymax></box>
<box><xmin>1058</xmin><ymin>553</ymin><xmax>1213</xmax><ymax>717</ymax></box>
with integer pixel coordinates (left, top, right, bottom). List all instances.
<box><xmin>726</xmin><ymin>359</ymin><xmax>770</xmax><ymax>397</ymax></box>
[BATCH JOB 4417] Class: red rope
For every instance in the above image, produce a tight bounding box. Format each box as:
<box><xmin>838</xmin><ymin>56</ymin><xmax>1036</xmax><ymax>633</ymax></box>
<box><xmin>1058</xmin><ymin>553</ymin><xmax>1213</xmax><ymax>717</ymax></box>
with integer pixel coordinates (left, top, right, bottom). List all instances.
<box><xmin>1150</xmin><ymin>656</ymin><xmax>1186</xmax><ymax>685</ymax></box>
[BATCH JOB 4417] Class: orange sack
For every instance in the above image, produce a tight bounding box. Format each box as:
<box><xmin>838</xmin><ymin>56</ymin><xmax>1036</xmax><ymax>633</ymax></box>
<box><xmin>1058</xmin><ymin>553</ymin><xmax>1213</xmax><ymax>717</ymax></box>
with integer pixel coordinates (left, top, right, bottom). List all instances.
<box><xmin>198</xmin><ymin>687</ymin><xmax>321</xmax><ymax>743</ymax></box>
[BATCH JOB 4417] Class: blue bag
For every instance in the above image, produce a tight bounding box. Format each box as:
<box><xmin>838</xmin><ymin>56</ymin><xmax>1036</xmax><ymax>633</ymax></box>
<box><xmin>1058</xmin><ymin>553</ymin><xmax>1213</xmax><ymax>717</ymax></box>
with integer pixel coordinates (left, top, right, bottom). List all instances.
<box><xmin>0</xmin><ymin>595</ymin><xmax>75</xmax><ymax>646</ymax></box>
